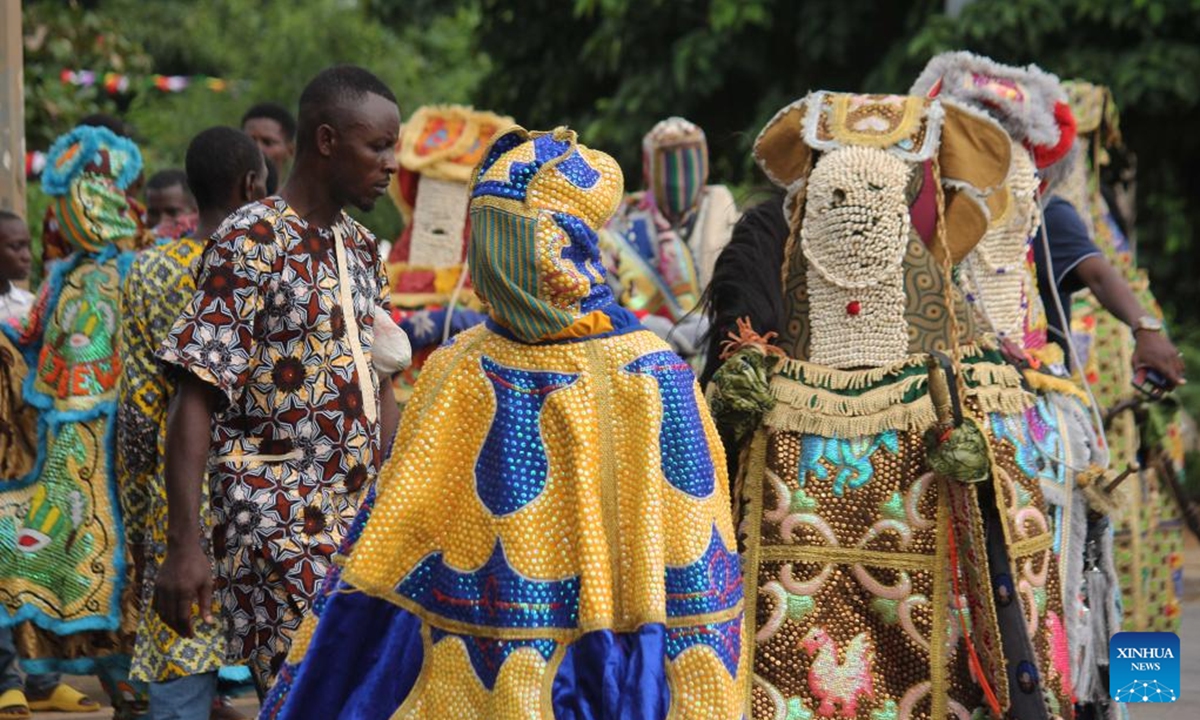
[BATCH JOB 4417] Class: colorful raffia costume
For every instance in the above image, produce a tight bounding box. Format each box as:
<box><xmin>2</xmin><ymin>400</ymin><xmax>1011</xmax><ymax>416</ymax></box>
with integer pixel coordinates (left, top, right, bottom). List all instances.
<box><xmin>0</xmin><ymin>126</ymin><xmax>150</xmax><ymax>718</ymax></box>
<box><xmin>261</xmin><ymin>127</ymin><xmax>745</xmax><ymax>720</ymax></box>
<box><xmin>385</xmin><ymin>105</ymin><xmax>511</xmax><ymax>404</ymax></box>
<box><xmin>117</xmin><ymin>221</ymin><xmax>249</xmax><ymax>685</ymax></box>
<box><xmin>709</xmin><ymin>92</ymin><xmax>1075</xmax><ymax>719</ymax></box>
<box><xmin>600</xmin><ymin>117</ymin><xmax>739</xmax><ymax>359</ymax></box>
<box><xmin>913</xmin><ymin>53</ymin><xmax>1119</xmax><ymax>715</ymax></box>
<box><xmin>1058</xmin><ymin>81</ymin><xmax>1189</xmax><ymax>635</ymax></box>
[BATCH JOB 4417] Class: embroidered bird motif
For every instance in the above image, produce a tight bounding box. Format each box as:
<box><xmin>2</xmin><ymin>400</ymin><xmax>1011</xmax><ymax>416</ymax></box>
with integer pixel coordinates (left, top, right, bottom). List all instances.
<box><xmin>801</xmin><ymin>628</ymin><xmax>876</xmax><ymax>718</ymax></box>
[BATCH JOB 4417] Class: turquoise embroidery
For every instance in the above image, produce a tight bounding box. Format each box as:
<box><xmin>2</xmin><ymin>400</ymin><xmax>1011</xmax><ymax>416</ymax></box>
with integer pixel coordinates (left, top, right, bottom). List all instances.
<box><xmin>799</xmin><ymin>432</ymin><xmax>900</xmax><ymax>496</ymax></box>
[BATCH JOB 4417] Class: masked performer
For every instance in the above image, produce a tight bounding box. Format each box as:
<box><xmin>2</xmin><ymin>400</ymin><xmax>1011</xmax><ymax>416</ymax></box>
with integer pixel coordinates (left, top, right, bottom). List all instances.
<box><xmin>706</xmin><ymin>91</ymin><xmax>1075</xmax><ymax>719</ymax></box>
<box><xmin>262</xmin><ymin>127</ymin><xmax>744</xmax><ymax>720</ymax></box>
<box><xmin>0</xmin><ymin>125</ymin><xmax>150</xmax><ymax>718</ymax></box>
<box><xmin>601</xmin><ymin>117</ymin><xmax>739</xmax><ymax>360</ymax></box>
<box><xmin>1055</xmin><ymin>82</ymin><xmax>1192</xmax><ymax>642</ymax></box>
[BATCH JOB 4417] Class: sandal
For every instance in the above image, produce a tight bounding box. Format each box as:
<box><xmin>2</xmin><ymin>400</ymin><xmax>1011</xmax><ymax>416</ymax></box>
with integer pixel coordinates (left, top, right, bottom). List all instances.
<box><xmin>0</xmin><ymin>689</ymin><xmax>30</xmax><ymax>719</ymax></box>
<box><xmin>26</xmin><ymin>683</ymin><xmax>100</xmax><ymax>713</ymax></box>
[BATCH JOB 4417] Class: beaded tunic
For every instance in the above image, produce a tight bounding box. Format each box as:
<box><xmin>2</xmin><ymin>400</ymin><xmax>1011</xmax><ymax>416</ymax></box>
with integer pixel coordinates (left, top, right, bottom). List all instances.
<box><xmin>262</xmin><ymin>128</ymin><xmax>745</xmax><ymax>720</ymax></box>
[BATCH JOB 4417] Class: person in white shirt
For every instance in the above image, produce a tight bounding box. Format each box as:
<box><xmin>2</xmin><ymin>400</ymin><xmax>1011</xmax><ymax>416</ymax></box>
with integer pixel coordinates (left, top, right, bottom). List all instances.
<box><xmin>0</xmin><ymin>211</ymin><xmax>34</xmax><ymax>325</ymax></box>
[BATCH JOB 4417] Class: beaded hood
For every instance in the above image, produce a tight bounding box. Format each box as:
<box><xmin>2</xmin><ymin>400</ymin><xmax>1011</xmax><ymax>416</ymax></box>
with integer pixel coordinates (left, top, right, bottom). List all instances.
<box><xmin>641</xmin><ymin>116</ymin><xmax>709</xmax><ymax>225</ymax></box>
<box><xmin>40</xmin><ymin>125</ymin><xmax>143</xmax><ymax>254</ymax></box>
<box><xmin>467</xmin><ymin>126</ymin><xmax>637</xmax><ymax>343</ymax></box>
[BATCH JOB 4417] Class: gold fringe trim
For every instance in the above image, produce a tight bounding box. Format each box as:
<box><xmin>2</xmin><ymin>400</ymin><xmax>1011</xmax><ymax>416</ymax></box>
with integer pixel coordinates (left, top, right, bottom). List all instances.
<box><xmin>1023</xmin><ymin>369</ymin><xmax>1091</xmax><ymax>405</ymax></box>
<box><xmin>775</xmin><ymin>343</ymin><xmax>995</xmax><ymax>390</ymax></box>
<box><xmin>961</xmin><ymin>361</ymin><xmax>1026</xmax><ymax>389</ymax></box>
<box><xmin>971</xmin><ymin>385</ymin><xmax>1035</xmax><ymax>415</ymax></box>
<box><xmin>765</xmin><ymin>394</ymin><xmax>939</xmax><ymax>436</ymax></box>
<box><xmin>766</xmin><ymin>360</ymin><xmax>1032</xmax><ymax>437</ymax></box>
<box><xmin>770</xmin><ymin>372</ymin><xmax>928</xmax><ymax>416</ymax></box>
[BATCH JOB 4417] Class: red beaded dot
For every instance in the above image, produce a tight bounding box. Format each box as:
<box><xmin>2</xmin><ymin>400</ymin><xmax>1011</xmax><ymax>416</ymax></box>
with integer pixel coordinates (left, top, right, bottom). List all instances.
<box><xmin>846</xmin><ymin>300</ymin><xmax>862</xmax><ymax>316</ymax></box>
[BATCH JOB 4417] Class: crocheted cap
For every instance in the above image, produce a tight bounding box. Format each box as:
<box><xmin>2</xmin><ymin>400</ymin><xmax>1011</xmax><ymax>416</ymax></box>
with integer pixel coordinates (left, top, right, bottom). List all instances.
<box><xmin>911</xmin><ymin>51</ymin><xmax>1076</xmax><ymax>174</ymax></box>
<box><xmin>467</xmin><ymin>126</ymin><xmax>630</xmax><ymax>343</ymax></box>
<box><xmin>40</xmin><ymin>125</ymin><xmax>143</xmax><ymax>253</ymax></box>
<box><xmin>642</xmin><ymin>116</ymin><xmax>709</xmax><ymax>224</ymax></box>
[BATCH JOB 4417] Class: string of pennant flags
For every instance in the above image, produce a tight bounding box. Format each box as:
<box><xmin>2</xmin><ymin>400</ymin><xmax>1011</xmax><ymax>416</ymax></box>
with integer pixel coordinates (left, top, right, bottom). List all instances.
<box><xmin>58</xmin><ymin>69</ymin><xmax>237</xmax><ymax>95</ymax></box>
<box><xmin>22</xmin><ymin>70</ymin><xmax>243</xmax><ymax>179</ymax></box>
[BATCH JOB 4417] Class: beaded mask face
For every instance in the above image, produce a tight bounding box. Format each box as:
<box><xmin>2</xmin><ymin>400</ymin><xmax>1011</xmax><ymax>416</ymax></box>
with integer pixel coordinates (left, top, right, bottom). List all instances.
<box><xmin>41</xmin><ymin>126</ymin><xmax>143</xmax><ymax>254</ymax></box>
<box><xmin>801</xmin><ymin>146</ymin><xmax>912</xmax><ymax>287</ymax></box>
<box><xmin>754</xmin><ymin>92</ymin><xmax>1012</xmax><ymax>364</ymax></box>
<box><xmin>642</xmin><ymin>117</ymin><xmax>709</xmax><ymax>226</ymax></box>
<box><xmin>468</xmin><ymin>127</ymin><xmax>627</xmax><ymax>342</ymax></box>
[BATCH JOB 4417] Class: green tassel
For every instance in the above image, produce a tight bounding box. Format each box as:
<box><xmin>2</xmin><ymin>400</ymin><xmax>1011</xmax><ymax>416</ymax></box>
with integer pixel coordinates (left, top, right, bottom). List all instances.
<box><xmin>709</xmin><ymin>348</ymin><xmax>777</xmax><ymax>444</ymax></box>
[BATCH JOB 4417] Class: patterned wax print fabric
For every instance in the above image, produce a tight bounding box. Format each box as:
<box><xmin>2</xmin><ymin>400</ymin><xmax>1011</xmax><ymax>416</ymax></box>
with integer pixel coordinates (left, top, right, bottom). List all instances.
<box><xmin>156</xmin><ymin>197</ymin><xmax>389</xmax><ymax>693</ymax></box>
<box><xmin>117</xmin><ymin>233</ymin><xmax>233</xmax><ymax>683</ymax></box>
<box><xmin>260</xmin><ymin>128</ymin><xmax>745</xmax><ymax>720</ymax></box>
<box><xmin>723</xmin><ymin>92</ymin><xmax>1075</xmax><ymax>720</ymax></box>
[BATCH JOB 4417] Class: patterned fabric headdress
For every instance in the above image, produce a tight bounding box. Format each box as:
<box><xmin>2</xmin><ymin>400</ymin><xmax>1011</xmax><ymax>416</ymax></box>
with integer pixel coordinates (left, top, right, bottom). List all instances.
<box><xmin>468</xmin><ymin>126</ymin><xmax>636</xmax><ymax>343</ymax></box>
<box><xmin>642</xmin><ymin>117</ymin><xmax>709</xmax><ymax>225</ymax></box>
<box><xmin>41</xmin><ymin>125</ymin><xmax>143</xmax><ymax>253</ymax></box>
<box><xmin>911</xmin><ymin>51</ymin><xmax>1077</xmax><ymax>192</ymax></box>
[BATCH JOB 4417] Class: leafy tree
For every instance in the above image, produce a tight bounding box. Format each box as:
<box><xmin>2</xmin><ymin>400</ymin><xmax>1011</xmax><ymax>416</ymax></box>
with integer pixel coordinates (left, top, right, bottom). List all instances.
<box><xmin>22</xmin><ymin>0</ymin><xmax>152</xmax><ymax>149</ymax></box>
<box><xmin>474</xmin><ymin>0</ymin><xmax>919</xmax><ymax>185</ymax></box>
<box><xmin>22</xmin><ymin>0</ymin><xmax>490</xmax><ymax>248</ymax></box>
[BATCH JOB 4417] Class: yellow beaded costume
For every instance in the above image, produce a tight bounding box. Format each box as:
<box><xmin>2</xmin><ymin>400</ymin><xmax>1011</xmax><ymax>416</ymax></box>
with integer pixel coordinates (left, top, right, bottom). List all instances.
<box><xmin>262</xmin><ymin>128</ymin><xmax>744</xmax><ymax>720</ymax></box>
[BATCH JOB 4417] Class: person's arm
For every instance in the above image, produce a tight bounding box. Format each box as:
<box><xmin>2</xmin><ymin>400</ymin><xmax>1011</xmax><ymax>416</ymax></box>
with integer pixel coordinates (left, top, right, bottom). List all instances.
<box><xmin>1073</xmin><ymin>255</ymin><xmax>1185</xmax><ymax>387</ymax></box>
<box><xmin>154</xmin><ymin>374</ymin><xmax>219</xmax><ymax>636</ymax></box>
<box><xmin>378</xmin><ymin>378</ymin><xmax>399</xmax><ymax>468</ymax></box>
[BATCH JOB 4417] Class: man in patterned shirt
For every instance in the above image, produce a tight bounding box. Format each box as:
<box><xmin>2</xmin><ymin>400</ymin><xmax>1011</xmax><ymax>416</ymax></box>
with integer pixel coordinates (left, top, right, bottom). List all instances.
<box><xmin>119</xmin><ymin>127</ymin><xmax>269</xmax><ymax>720</ymax></box>
<box><xmin>153</xmin><ymin>66</ymin><xmax>401</xmax><ymax>696</ymax></box>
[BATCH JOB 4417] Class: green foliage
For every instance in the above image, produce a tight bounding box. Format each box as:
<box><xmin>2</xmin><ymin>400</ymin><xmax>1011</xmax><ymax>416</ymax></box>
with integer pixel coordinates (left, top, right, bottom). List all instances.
<box><xmin>475</xmin><ymin>0</ymin><xmax>927</xmax><ymax>185</ymax></box>
<box><xmin>22</xmin><ymin>0</ymin><xmax>489</xmax><ymax>246</ymax></box>
<box><xmin>22</xmin><ymin>0</ymin><xmax>152</xmax><ymax>150</ymax></box>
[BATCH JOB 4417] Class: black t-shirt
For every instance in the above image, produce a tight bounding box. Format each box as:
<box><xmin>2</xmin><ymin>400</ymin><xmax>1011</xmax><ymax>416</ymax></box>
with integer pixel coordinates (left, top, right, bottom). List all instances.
<box><xmin>1034</xmin><ymin>197</ymin><xmax>1102</xmax><ymax>354</ymax></box>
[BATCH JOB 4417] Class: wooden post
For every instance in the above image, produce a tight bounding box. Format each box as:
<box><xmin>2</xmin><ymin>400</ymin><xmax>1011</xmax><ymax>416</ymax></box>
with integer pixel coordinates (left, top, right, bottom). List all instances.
<box><xmin>1</xmin><ymin>0</ymin><xmax>26</xmax><ymax>216</ymax></box>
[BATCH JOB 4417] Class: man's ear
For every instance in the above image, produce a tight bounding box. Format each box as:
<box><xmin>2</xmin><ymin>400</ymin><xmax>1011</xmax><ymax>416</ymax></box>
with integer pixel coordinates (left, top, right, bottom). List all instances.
<box><xmin>241</xmin><ymin>171</ymin><xmax>256</xmax><ymax>203</ymax></box>
<box><xmin>316</xmin><ymin>124</ymin><xmax>336</xmax><ymax>158</ymax></box>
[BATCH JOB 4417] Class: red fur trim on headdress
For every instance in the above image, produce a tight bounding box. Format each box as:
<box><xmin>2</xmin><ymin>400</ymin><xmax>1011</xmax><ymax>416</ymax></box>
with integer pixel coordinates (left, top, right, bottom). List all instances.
<box><xmin>1030</xmin><ymin>101</ymin><xmax>1076</xmax><ymax>169</ymax></box>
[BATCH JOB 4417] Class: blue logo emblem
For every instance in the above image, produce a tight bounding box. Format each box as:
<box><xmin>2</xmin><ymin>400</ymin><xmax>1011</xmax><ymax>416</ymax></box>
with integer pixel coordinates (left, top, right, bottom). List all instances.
<box><xmin>1109</xmin><ymin>632</ymin><xmax>1180</xmax><ymax>703</ymax></box>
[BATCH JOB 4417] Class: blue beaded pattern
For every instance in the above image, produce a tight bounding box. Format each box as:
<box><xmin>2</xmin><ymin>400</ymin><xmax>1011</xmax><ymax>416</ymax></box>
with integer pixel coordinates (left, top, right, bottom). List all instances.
<box><xmin>476</xmin><ymin>356</ymin><xmax>580</xmax><ymax>516</ymax></box>
<box><xmin>474</xmin><ymin>134</ymin><xmax>598</xmax><ymax>202</ymax></box>
<box><xmin>430</xmin><ymin>629</ymin><xmax>558</xmax><ymax>690</ymax></box>
<box><xmin>665</xmin><ymin>616</ymin><xmax>742</xmax><ymax>677</ymax></box>
<box><xmin>623</xmin><ymin>351</ymin><xmax>715</xmax><ymax>498</ymax></box>
<box><xmin>394</xmin><ymin>539</ymin><xmax>582</xmax><ymax>630</ymax></box>
<box><xmin>664</xmin><ymin>525</ymin><xmax>743</xmax><ymax>618</ymax></box>
<box><xmin>552</xmin><ymin>211</ymin><xmax>613</xmax><ymax>315</ymax></box>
